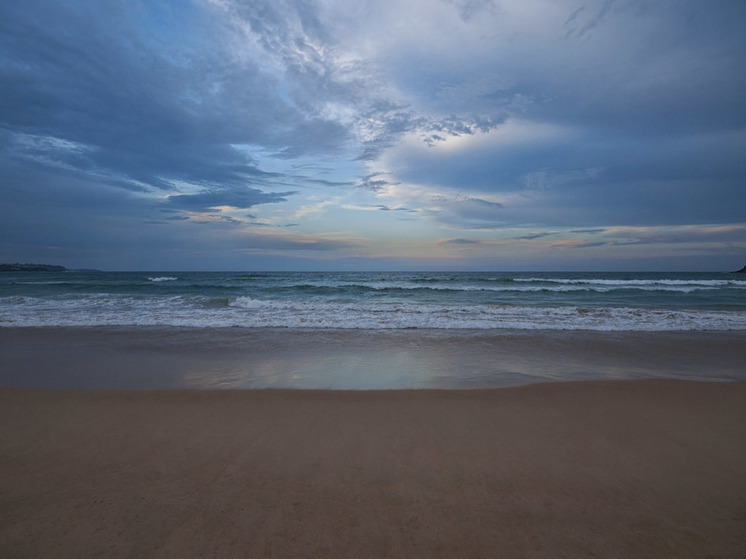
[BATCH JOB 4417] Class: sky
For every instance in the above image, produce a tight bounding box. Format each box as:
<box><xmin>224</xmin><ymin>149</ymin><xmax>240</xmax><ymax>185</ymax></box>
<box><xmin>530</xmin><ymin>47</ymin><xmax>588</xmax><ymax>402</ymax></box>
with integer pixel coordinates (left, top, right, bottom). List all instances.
<box><xmin>1</xmin><ymin>0</ymin><xmax>745</xmax><ymax>271</ymax></box>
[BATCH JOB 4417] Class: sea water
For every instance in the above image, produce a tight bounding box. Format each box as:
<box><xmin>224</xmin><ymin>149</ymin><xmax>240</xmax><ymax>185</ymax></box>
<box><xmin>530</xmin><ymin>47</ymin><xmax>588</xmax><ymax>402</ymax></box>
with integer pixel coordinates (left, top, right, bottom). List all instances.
<box><xmin>2</xmin><ymin>270</ymin><xmax>745</xmax><ymax>330</ymax></box>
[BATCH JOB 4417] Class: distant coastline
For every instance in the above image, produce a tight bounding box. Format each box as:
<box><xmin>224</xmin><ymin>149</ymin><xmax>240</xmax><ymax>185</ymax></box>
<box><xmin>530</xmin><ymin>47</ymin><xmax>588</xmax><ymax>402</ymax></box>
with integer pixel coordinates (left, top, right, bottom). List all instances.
<box><xmin>0</xmin><ymin>263</ymin><xmax>68</xmax><ymax>272</ymax></box>
<box><xmin>2</xmin><ymin>263</ymin><xmax>745</xmax><ymax>273</ymax></box>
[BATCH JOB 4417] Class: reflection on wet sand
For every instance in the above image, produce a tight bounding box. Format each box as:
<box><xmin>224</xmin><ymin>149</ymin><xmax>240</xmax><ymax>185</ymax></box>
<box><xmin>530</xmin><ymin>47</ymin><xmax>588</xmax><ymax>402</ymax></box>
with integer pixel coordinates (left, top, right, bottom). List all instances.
<box><xmin>1</xmin><ymin>327</ymin><xmax>744</xmax><ymax>390</ymax></box>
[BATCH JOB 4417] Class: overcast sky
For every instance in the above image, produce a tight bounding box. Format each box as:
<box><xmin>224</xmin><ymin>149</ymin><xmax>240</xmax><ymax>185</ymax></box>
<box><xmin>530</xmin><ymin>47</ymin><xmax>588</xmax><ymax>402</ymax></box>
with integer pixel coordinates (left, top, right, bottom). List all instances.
<box><xmin>1</xmin><ymin>0</ymin><xmax>745</xmax><ymax>271</ymax></box>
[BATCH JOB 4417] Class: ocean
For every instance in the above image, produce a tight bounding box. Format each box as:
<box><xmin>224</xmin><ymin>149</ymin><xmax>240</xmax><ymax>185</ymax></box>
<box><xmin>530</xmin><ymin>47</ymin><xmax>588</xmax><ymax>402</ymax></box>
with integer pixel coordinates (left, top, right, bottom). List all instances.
<box><xmin>1</xmin><ymin>270</ymin><xmax>745</xmax><ymax>331</ymax></box>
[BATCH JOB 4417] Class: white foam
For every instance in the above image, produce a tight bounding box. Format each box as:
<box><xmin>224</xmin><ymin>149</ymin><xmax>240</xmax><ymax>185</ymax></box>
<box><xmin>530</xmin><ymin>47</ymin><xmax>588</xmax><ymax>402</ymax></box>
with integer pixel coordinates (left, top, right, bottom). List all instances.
<box><xmin>148</xmin><ymin>276</ymin><xmax>178</xmax><ymax>282</ymax></box>
<box><xmin>231</xmin><ymin>296</ymin><xmax>265</xmax><ymax>309</ymax></box>
<box><xmin>514</xmin><ymin>277</ymin><xmax>746</xmax><ymax>288</ymax></box>
<box><xmin>271</xmin><ymin>277</ymin><xmax>746</xmax><ymax>294</ymax></box>
<box><xmin>1</xmin><ymin>295</ymin><xmax>745</xmax><ymax>331</ymax></box>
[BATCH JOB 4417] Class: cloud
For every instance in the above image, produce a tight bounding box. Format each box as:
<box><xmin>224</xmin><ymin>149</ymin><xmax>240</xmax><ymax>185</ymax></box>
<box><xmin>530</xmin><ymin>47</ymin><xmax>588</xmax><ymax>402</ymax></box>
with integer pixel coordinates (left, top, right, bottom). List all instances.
<box><xmin>515</xmin><ymin>232</ymin><xmax>556</xmax><ymax>241</ymax></box>
<box><xmin>571</xmin><ymin>229</ymin><xmax>606</xmax><ymax>235</ymax></box>
<box><xmin>0</xmin><ymin>1</ymin><xmax>347</xmax><ymax>207</ymax></box>
<box><xmin>357</xmin><ymin>172</ymin><xmax>398</xmax><ymax>192</ymax></box>
<box><xmin>429</xmin><ymin>195</ymin><xmax>505</xmax><ymax>226</ymax></box>
<box><xmin>551</xmin><ymin>240</ymin><xmax>610</xmax><ymax>249</ymax></box>
<box><xmin>1</xmin><ymin>0</ymin><xmax>745</xmax><ymax>270</ymax></box>
<box><xmin>564</xmin><ymin>0</ymin><xmax>617</xmax><ymax>38</ymax></box>
<box><xmin>601</xmin><ymin>224</ymin><xmax>746</xmax><ymax>247</ymax></box>
<box><xmin>167</xmin><ymin>188</ymin><xmax>295</xmax><ymax>212</ymax></box>
<box><xmin>439</xmin><ymin>238</ymin><xmax>481</xmax><ymax>245</ymax></box>
<box><xmin>437</xmin><ymin>0</ymin><xmax>498</xmax><ymax>23</ymax></box>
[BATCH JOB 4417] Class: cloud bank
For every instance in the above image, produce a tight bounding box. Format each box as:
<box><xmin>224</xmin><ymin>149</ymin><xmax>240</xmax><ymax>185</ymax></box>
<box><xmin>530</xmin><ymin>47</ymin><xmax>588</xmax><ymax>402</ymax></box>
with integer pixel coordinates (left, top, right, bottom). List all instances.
<box><xmin>1</xmin><ymin>0</ymin><xmax>744</xmax><ymax>269</ymax></box>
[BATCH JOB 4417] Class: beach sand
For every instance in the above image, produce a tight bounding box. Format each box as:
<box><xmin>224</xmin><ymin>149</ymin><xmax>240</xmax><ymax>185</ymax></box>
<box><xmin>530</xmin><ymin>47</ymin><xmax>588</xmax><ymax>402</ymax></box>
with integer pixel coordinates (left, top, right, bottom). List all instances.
<box><xmin>1</xmin><ymin>381</ymin><xmax>745</xmax><ymax>558</ymax></box>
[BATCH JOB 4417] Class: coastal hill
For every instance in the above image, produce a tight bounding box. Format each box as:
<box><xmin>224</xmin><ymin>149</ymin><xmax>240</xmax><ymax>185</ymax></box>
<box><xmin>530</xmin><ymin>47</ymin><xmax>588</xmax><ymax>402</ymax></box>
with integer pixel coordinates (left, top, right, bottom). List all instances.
<box><xmin>734</xmin><ymin>265</ymin><xmax>746</xmax><ymax>274</ymax></box>
<box><xmin>0</xmin><ymin>263</ymin><xmax>68</xmax><ymax>272</ymax></box>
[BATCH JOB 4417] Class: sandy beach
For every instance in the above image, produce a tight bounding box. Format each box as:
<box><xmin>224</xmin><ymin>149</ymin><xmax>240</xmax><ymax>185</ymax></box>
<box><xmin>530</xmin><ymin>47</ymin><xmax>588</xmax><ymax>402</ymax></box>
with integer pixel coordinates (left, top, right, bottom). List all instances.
<box><xmin>1</xmin><ymin>380</ymin><xmax>745</xmax><ymax>558</ymax></box>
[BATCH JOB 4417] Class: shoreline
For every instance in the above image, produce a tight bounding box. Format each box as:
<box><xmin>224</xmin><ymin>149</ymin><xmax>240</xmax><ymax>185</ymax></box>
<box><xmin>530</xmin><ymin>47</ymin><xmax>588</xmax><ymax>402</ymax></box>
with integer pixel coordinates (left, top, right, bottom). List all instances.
<box><xmin>2</xmin><ymin>326</ymin><xmax>746</xmax><ymax>390</ymax></box>
<box><xmin>2</xmin><ymin>380</ymin><xmax>745</xmax><ymax>557</ymax></box>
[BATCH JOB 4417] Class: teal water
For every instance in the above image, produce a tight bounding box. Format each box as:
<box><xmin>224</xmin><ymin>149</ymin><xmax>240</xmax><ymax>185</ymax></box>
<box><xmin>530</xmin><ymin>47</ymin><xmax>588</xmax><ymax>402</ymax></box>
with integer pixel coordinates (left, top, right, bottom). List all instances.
<box><xmin>1</xmin><ymin>271</ymin><xmax>745</xmax><ymax>330</ymax></box>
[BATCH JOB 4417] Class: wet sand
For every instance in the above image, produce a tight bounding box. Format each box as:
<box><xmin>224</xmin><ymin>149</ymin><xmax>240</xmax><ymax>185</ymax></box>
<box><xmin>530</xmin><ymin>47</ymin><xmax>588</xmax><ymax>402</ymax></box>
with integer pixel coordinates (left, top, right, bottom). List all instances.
<box><xmin>1</xmin><ymin>381</ymin><xmax>746</xmax><ymax>557</ymax></box>
<box><xmin>1</xmin><ymin>327</ymin><xmax>745</xmax><ymax>389</ymax></box>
